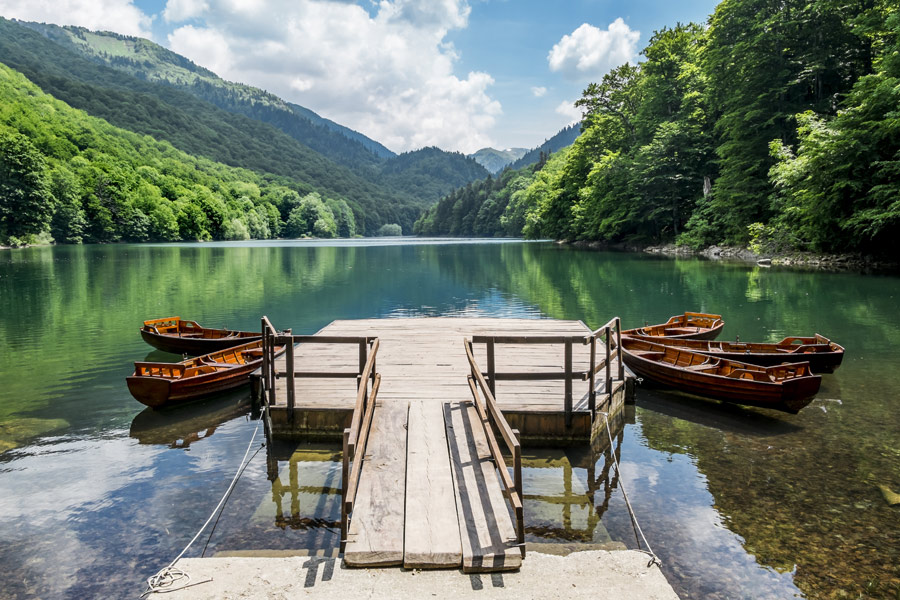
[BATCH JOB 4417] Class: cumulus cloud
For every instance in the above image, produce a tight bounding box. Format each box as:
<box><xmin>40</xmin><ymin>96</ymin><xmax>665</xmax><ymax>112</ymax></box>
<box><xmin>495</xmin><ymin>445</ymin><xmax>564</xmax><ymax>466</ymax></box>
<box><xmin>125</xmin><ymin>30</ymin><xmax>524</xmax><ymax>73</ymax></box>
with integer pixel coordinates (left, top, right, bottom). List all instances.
<box><xmin>163</xmin><ymin>0</ymin><xmax>209</xmax><ymax>23</ymax></box>
<box><xmin>163</xmin><ymin>0</ymin><xmax>497</xmax><ymax>153</ymax></box>
<box><xmin>0</xmin><ymin>0</ymin><xmax>152</xmax><ymax>37</ymax></box>
<box><xmin>531</xmin><ymin>86</ymin><xmax>547</xmax><ymax>98</ymax></box>
<box><xmin>555</xmin><ymin>99</ymin><xmax>581</xmax><ymax>124</ymax></box>
<box><xmin>548</xmin><ymin>18</ymin><xmax>639</xmax><ymax>80</ymax></box>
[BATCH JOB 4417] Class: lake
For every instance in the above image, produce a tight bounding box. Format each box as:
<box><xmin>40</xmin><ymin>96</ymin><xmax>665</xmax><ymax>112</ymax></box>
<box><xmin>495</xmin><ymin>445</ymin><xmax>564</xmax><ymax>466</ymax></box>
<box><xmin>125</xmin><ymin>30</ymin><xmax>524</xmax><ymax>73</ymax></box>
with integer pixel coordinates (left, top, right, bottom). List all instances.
<box><xmin>0</xmin><ymin>239</ymin><xmax>898</xmax><ymax>599</ymax></box>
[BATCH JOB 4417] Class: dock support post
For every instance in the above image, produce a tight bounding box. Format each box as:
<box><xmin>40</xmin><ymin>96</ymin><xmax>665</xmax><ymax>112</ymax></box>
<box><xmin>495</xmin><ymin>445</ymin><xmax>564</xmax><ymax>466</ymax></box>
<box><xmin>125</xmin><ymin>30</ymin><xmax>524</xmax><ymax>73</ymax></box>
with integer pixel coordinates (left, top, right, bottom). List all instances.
<box><xmin>588</xmin><ymin>335</ymin><xmax>596</xmax><ymax>417</ymax></box>
<box><xmin>286</xmin><ymin>342</ymin><xmax>295</xmax><ymax>419</ymax></box>
<box><xmin>605</xmin><ymin>325</ymin><xmax>612</xmax><ymax>407</ymax></box>
<box><xmin>487</xmin><ymin>338</ymin><xmax>496</xmax><ymax>397</ymax></box>
<box><xmin>564</xmin><ymin>339</ymin><xmax>573</xmax><ymax>428</ymax></box>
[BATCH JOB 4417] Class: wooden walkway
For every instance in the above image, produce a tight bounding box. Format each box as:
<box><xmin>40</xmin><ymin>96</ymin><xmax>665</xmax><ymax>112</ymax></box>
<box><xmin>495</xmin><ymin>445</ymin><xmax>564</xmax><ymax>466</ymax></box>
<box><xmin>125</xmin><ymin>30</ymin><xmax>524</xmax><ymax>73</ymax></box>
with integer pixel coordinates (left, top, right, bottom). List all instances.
<box><xmin>259</xmin><ymin>318</ymin><xmax>629</xmax><ymax>572</ymax></box>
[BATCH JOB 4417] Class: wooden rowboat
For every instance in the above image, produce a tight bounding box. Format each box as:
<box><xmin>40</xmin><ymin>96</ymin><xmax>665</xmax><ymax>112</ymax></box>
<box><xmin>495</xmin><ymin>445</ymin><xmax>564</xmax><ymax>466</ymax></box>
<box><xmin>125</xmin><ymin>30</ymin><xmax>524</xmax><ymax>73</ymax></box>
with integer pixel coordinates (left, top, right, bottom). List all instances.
<box><xmin>623</xmin><ymin>333</ymin><xmax>844</xmax><ymax>373</ymax></box>
<box><xmin>622</xmin><ymin>312</ymin><xmax>724</xmax><ymax>341</ymax></box>
<box><xmin>140</xmin><ymin>316</ymin><xmax>261</xmax><ymax>354</ymax></box>
<box><xmin>126</xmin><ymin>339</ymin><xmax>283</xmax><ymax>409</ymax></box>
<box><xmin>618</xmin><ymin>336</ymin><xmax>821</xmax><ymax>413</ymax></box>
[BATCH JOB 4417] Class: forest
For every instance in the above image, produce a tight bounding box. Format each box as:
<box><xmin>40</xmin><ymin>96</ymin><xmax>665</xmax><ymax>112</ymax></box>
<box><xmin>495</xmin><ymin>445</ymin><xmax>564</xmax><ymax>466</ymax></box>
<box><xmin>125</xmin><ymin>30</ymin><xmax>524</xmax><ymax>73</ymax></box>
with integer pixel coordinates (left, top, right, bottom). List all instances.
<box><xmin>417</xmin><ymin>0</ymin><xmax>899</xmax><ymax>256</ymax></box>
<box><xmin>0</xmin><ymin>64</ymin><xmax>367</xmax><ymax>245</ymax></box>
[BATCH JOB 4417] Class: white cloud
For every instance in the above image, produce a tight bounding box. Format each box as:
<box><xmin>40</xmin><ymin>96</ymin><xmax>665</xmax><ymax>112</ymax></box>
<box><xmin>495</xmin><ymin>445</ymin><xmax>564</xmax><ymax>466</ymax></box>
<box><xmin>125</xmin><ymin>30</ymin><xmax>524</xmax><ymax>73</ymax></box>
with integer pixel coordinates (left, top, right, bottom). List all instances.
<box><xmin>548</xmin><ymin>18</ymin><xmax>640</xmax><ymax>81</ymax></box>
<box><xmin>163</xmin><ymin>0</ymin><xmax>209</xmax><ymax>23</ymax></box>
<box><xmin>0</xmin><ymin>0</ymin><xmax>152</xmax><ymax>37</ymax></box>
<box><xmin>168</xmin><ymin>25</ymin><xmax>234</xmax><ymax>75</ymax></box>
<box><xmin>555</xmin><ymin>99</ymin><xmax>581</xmax><ymax>124</ymax></box>
<box><xmin>531</xmin><ymin>86</ymin><xmax>547</xmax><ymax>98</ymax></box>
<box><xmin>163</xmin><ymin>0</ymin><xmax>497</xmax><ymax>153</ymax></box>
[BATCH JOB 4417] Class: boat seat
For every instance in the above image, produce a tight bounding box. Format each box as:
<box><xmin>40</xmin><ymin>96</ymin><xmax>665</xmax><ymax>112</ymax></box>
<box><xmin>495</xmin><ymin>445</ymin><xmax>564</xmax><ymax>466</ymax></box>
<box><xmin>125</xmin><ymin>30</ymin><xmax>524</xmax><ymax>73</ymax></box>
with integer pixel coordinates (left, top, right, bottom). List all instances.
<box><xmin>683</xmin><ymin>363</ymin><xmax>714</xmax><ymax>371</ymax></box>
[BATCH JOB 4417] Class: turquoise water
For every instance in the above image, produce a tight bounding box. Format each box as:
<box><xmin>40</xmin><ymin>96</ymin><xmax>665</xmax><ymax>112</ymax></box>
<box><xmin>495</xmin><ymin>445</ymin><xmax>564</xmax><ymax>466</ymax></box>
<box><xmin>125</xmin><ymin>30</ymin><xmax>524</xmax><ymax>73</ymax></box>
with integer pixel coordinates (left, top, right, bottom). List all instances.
<box><xmin>0</xmin><ymin>240</ymin><xmax>898</xmax><ymax>599</ymax></box>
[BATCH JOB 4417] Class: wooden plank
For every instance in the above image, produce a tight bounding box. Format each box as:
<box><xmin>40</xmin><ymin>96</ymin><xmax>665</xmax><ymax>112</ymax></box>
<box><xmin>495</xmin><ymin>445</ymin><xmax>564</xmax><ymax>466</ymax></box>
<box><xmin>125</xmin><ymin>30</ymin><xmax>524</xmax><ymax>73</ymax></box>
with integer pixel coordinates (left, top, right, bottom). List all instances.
<box><xmin>343</xmin><ymin>400</ymin><xmax>409</xmax><ymax>567</ymax></box>
<box><xmin>403</xmin><ymin>401</ymin><xmax>462</xmax><ymax>569</ymax></box>
<box><xmin>444</xmin><ymin>401</ymin><xmax>522</xmax><ymax>573</ymax></box>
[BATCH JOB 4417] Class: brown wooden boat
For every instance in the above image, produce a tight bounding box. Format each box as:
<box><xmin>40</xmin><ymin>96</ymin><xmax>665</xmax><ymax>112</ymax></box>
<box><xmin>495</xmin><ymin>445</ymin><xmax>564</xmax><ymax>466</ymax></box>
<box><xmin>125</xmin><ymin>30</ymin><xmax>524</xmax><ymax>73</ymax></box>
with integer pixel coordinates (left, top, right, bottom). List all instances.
<box><xmin>622</xmin><ymin>312</ymin><xmax>725</xmax><ymax>340</ymax></box>
<box><xmin>126</xmin><ymin>339</ymin><xmax>283</xmax><ymax>409</ymax></box>
<box><xmin>140</xmin><ymin>316</ymin><xmax>261</xmax><ymax>355</ymax></box>
<box><xmin>618</xmin><ymin>336</ymin><xmax>821</xmax><ymax>413</ymax></box>
<box><xmin>623</xmin><ymin>333</ymin><xmax>844</xmax><ymax>373</ymax></box>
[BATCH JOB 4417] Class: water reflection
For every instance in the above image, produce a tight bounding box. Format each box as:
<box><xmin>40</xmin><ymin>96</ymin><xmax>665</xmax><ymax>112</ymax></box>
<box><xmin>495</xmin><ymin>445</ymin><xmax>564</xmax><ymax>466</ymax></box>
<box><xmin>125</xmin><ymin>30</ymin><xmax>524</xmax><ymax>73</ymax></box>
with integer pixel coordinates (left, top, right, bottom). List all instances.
<box><xmin>524</xmin><ymin>409</ymin><xmax>628</xmax><ymax>552</ymax></box>
<box><xmin>1</xmin><ymin>241</ymin><xmax>899</xmax><ymax>599</ymax></box>
<box><xmin>129</xmin><ymin>391</ymin><xmax>251</xmax><ymax>449</ymax></box>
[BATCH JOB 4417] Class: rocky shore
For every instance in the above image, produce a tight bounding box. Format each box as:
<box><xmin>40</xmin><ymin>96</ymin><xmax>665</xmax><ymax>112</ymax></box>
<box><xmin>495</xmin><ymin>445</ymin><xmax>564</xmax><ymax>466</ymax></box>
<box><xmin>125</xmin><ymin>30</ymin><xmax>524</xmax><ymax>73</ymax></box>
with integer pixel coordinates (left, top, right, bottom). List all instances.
<box><xmin>567</xmin><ymin>240</ymin><xmax>897</xmax><ymax>272</ymax></box>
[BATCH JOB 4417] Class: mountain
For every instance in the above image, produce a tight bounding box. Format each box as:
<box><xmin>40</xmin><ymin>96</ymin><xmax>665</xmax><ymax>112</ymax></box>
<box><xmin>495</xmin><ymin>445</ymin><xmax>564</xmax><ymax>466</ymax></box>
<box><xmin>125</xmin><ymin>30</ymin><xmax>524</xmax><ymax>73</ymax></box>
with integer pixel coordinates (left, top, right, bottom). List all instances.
<box><xmin>379</xmin><ymin>147</ymin><xmax>490</xmax><ymax>201</ymax></box>
<box><xmin>13</xmin><ymin>20</ymin><xmax>488</xmax><ymax>202</ymax></box>
<box><xmin>507</xmin><ymin>124</ymin><xmax>580</xmax><ymax>171</ymax></box>
<box><xmin>468</xmin><ymin>147</ymin><xmax>528</xmax><ymax>174</ymax></box>
<box><xmin>17</xmin><ymin>21</ymin><xmax>395</xmax><ymax>170</ymax></box>
<box><xmin>0</xmin><ymin>17</ymin><xmax>422</xmax><ymax>232</ymax></box>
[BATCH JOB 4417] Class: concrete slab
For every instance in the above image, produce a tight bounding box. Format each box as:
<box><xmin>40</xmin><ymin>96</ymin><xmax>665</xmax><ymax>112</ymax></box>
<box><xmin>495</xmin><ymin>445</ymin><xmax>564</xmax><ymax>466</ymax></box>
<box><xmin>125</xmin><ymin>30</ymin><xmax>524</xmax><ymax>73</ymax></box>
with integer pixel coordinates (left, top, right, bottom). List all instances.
<box><xmin>144</xmin><ymin>550</ymin><xmax>679</xmax><ymax>599</ymax></box>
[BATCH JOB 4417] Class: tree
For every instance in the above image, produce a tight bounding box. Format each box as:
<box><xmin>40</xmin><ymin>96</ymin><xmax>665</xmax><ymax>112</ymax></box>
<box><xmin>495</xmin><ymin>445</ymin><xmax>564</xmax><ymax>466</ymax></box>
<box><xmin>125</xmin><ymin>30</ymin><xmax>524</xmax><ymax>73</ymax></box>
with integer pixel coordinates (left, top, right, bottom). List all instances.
<box><xmin>0</xmin><ymin>128</ymin><xmax>53</xmax><ymax>243</ymax></box>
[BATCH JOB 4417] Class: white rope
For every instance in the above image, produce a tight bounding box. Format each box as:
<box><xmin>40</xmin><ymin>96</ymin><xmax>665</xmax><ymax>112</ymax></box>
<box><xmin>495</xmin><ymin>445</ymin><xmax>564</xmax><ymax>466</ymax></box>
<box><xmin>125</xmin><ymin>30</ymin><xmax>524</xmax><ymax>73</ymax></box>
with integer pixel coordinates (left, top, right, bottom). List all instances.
<box><xmin>141</xmin><ymin>416</ymin><xmax>264</xmax><ymax>597</ymax></box>
<box><xmin>599</xmin><ymin>410</ymin><xmax>661</xmax><ymax>568</ymax></box>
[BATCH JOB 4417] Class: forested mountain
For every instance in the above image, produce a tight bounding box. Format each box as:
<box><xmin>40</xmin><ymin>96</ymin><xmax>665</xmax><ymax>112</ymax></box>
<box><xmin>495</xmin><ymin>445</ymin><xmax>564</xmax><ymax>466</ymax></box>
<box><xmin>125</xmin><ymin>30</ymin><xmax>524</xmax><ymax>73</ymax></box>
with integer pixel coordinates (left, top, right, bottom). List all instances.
<box><xmin>422</xmin><ymin>0</ymin><xmax>899</xmax><ymax>256</ymax></box>
<box><xmin>0</xmin><ymin>16</ymin><xmax>425</xmax><ymax>234</ymax></box>
<box><xmin>379</xmin><ymin>147</ymin><xmax>490</xmax><ymax>203</ymax></box>
<box><xmin>507</xmin><ymin>124</ymin><xmax>580</xmax><ymax>171</ymax></box>
<box><xmin>0</xmin><ymin>63</ymin><xmax>363</xmax><ymax>244</ymax></box>
<box><xmin>468</xmin><ymin>147</ymin><xmax>528</xmax><ymax>173</ymax></box>
<box><xmin>17</xmin><ymin>20</ymin><xmax>395</xmax><ymax>170</ymax></box>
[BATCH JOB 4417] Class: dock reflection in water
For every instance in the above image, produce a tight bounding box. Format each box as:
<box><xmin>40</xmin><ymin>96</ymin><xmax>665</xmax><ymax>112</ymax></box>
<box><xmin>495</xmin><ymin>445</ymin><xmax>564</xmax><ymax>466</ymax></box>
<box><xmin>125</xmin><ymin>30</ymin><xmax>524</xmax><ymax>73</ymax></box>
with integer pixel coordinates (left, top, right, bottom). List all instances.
<box><xmin>523</xmin><ymin>407</ymin><xmax>631</xmax><ymax>554</ymax></box>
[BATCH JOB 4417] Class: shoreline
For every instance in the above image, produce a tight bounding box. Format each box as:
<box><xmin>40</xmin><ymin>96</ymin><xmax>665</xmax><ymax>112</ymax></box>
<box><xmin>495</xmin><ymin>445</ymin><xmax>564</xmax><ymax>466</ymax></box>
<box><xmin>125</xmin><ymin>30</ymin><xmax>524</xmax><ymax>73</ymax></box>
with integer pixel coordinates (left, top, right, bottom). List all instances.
<box><xmin>566</xmin><ymin>240</ymin><xmax>898</xmax><ymax>273</ymax></box>
<box><xmin>4</xmin><ymin>238</ymin><xmax>897</xmax><ymax>273</ymax></box>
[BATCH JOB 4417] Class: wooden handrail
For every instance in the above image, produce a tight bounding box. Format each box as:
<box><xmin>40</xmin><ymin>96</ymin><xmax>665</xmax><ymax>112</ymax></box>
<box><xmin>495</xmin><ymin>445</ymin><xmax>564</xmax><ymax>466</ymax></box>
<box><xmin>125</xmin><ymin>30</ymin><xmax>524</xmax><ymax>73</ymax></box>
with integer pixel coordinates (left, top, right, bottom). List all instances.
<box><xmin>464</xmin><ymin>339</ymin><xmax>524</xmax><ymax>555</ymax></box>
<box><xmin>341</xmin><ymin>358</ymin><xmax>381</xmax><ymax>550</ymax></box>
<box><xmin>346</xmin><ymin>338</ymin><xmax>380</xmax><ymax>455</ymax></box>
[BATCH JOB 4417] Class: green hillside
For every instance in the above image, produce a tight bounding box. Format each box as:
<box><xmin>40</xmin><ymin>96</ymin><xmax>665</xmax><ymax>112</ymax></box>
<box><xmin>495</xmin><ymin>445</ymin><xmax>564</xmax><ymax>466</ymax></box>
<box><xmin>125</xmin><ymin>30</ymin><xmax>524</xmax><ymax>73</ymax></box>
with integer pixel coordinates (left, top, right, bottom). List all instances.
<box><xmin>0</xmin><ymin>62</ymin><xmax>368</xmax><ymax>244</ymax></box>
<box><xmin>0</xmin><ymin>17</ymin><xmax>421</xmax><ymax>233</ymax></box>
<box><xmin>18</xmin><ymin>21</ymin><xmax>393</xmax><ymax>170</ymax></box>
<box><xmin>14</xmin><ymin>20</ymin><xmax>488</xmax><ymax>202</ymax></box>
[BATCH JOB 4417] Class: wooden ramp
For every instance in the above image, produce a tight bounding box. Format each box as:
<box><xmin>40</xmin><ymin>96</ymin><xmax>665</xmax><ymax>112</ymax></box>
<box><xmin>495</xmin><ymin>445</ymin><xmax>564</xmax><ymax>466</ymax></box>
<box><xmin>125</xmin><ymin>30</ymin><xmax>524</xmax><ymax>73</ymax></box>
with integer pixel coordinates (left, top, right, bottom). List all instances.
<box><xmin>260</xmin><ymin>318</ymin><xmax>629</xmax><ymax>572</ymax></box>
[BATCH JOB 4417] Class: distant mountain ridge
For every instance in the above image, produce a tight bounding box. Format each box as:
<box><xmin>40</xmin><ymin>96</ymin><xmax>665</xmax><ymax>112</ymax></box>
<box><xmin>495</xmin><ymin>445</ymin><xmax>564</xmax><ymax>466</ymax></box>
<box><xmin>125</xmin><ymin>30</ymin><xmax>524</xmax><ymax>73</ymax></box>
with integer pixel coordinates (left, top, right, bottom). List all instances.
<box><xmin>508</xmin><ymin>124</ymin><xmax>580</xmax><ymax>171</ymax></box>
<box><xmin>468</xmin><ymin>147</ymin><xmax>528</xmax><ymax>173</ymax></box>
<box><xmin>3</xmin><ymin>18</ymin><xmax>490</xmax><ymax>220</ymax></box>
<box><xmin>17</xmin><ymin>21</ymin><xmax>395</xmax><ymax>169</ymax></box>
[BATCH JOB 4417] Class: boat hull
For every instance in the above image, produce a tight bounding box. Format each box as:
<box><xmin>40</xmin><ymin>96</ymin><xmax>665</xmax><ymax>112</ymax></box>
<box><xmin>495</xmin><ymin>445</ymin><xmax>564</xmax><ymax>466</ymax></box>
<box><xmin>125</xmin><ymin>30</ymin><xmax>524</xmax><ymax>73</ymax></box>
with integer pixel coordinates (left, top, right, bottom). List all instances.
<box><xmin>624</xmin><ymin>334</ymin><xmax>844</xmax><ymax>373</ymax></box>
<box><xmin>620</xmin><ymin>340</ymin><xmax>821</xmax><ymax>413</ymax></box>
<box><xmin>622</xmin><ymin>312</ymin><xmax>725</xmax><ymax>341</ymax></box>
<box><xmin>140</xmin><ymin>328</ymin><xmax>261</xmax><ymax>355</ymax></box>
<box><xmin>127</xmin><ymin>340</ymin><xmax>280</xmax><ymax>409</ymax></box>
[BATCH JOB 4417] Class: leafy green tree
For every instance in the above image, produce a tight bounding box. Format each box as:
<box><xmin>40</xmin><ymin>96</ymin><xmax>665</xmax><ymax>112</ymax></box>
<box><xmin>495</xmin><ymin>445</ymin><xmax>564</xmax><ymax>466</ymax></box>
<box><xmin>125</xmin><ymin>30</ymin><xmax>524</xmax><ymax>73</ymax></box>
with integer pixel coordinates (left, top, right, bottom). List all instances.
<box><xmin>48</xmin><ymin>164</ymin><xmax>87</xmax><ymax>243</ymax></box>
<box><xmin>0</xmin><ymin>128</ymin><xmax>53</xmax><ymax>243</ymax></box>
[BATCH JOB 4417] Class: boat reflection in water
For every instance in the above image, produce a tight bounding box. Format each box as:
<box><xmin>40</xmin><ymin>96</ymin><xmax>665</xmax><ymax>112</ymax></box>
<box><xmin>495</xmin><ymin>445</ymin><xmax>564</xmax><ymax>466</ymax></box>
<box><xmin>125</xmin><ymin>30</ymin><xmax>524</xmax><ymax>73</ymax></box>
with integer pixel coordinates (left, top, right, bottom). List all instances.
<box><xmin>129</xmin><ymin>389</ymin><xmax>251</xmax><ymax>448</ymax></box>
<box><xmin>523</xmin><ymin>407</ymin><xmax>631</xmax><ymax>554</ymax></box>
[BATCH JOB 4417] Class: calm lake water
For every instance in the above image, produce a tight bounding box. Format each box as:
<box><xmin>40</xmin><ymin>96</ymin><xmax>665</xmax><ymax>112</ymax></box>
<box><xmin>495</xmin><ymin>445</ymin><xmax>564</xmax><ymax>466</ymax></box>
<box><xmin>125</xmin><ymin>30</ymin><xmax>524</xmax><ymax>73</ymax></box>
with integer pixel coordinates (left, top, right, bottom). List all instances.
<box><xmin>1</xmin><ymin>239</ymin><xmax>898</xmax><ymax>599</ymax></box>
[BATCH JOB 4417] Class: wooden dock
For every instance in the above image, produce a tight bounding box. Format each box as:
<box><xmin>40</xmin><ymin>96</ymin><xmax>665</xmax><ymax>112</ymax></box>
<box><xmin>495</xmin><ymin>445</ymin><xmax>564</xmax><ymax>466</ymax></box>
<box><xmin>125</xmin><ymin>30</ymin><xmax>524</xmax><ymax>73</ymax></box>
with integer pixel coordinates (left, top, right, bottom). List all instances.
<box><xmin>254</xmin><ymin>317</ymin><xmax>630</xmax><ymax>573</ymax></box>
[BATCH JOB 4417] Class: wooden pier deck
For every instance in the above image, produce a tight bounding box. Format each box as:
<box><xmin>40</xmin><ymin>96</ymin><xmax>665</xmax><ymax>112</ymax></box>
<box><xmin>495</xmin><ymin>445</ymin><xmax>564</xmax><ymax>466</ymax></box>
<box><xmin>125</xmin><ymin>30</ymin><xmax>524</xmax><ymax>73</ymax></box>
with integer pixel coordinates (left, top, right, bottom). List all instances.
<box><xmin>256</xmin><ymin>317</ymin><xmax>630</xmax><ymax>573</ymax></box>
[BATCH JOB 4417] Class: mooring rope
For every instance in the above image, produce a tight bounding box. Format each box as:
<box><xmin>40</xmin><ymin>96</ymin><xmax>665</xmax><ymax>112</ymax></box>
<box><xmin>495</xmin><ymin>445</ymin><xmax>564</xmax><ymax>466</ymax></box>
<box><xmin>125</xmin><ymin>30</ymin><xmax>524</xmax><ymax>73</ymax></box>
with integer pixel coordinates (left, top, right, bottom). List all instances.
<box><xmin>599</xmin><ymin>410</ymin><xmax>662</xmax><ymax>569</ymax></box>
<box><xmin>141</xmin><ymin>415</ymin><xmax>264</xmax><ymax>598</ymax></box>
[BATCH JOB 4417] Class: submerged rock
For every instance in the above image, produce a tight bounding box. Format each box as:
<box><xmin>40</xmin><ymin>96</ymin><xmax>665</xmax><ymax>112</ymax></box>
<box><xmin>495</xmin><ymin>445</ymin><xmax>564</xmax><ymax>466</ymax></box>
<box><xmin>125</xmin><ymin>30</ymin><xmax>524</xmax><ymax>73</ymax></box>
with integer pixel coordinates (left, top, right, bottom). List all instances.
<box><xmin>0</xmin><ymin>417</ymin><xmax>69</xmax><ymax>453</ymax></box>
<box><xmin>876</xmin><ymin>484</ymin><xmax>900</xmax><ymax>506</ymax></box>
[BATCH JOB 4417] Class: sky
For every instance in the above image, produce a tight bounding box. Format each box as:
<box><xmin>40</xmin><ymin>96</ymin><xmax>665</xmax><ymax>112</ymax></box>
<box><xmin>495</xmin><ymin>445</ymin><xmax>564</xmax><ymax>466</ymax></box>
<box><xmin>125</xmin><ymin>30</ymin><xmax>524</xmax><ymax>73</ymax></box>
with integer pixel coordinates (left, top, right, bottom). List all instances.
<box><xmin>0</xmin><ymin>0</ymin><xmax>720</xmax><ymax>155</ymax></box>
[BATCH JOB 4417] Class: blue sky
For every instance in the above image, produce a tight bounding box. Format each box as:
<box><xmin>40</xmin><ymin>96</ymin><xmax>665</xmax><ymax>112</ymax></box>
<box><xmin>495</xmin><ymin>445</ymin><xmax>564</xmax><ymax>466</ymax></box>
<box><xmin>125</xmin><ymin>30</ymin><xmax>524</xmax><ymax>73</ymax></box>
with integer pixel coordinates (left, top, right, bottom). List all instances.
<box><xmin>0</xmin><ymin>0</ymin><xmax>720</xmax><ymax>153</ymax></box>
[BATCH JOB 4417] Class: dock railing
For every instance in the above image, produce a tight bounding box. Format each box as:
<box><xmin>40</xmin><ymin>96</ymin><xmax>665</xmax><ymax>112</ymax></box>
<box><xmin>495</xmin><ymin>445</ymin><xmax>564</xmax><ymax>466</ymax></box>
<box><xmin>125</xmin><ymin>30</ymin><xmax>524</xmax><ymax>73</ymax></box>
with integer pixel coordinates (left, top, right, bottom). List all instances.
<box><xmin>584</xmin><ymin>317</ymin><xmax>625</xmax><ymax>417</ymax></box>
<box><xmin>258</xmin><ymin>316</ymin><xmax>381</xmax><ymax>548</ymax></box>
<box><xmin>464</xmin><ymin>339</ymin><xmax>525</xmax><ymax>556</ymax></box>
<box><xmin>470</xmin><ymin>316</ymin><xmax>625</xmax><ymax>425</ymax></box>
<box><xmin>341</xmin><ymin>339</ymin><xmax>380</xmax><ymax>550</ymax></box>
